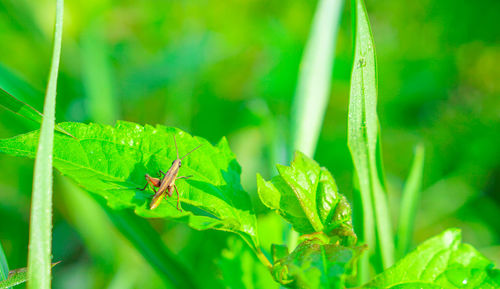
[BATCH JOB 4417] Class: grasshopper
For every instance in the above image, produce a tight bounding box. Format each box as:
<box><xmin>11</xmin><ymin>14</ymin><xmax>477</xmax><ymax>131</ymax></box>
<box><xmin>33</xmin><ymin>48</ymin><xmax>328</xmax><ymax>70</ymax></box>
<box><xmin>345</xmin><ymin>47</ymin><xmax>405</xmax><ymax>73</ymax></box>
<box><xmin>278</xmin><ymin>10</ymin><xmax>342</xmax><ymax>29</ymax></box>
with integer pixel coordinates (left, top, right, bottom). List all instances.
<box><xmin>138</xmin><ymin>135</ymin><xmax>202</xmax><ymax>211</ymax></box>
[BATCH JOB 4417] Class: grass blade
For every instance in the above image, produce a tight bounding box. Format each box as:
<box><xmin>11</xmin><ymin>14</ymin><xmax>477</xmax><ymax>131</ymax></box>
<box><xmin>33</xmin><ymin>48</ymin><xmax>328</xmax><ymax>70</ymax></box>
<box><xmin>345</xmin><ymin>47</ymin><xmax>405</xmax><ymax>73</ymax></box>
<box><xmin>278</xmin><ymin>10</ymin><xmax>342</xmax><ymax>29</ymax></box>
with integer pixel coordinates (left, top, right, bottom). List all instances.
<box><xmin>26</xmin><ymin>0</ymin><xmax>63</xmax><ymax>288</ymax></box>
<box><xmin>290</xmin><ymin>0</ymin><xmax>344</xmax><ymax>157</ymax></box>
<box><xmin>348</xmin><ymin>0</ymin><xmax>394</xmax><ymax>280</ymax></box>
<box><xmin>396</xmin><ymin>143</ymin><xmax>425</xmax><ymax>258</ymax></box>
<box><xmin>0</xmin><ymin>87</ymin><xmax>43</xmax><ymax>124</ymax></box>
<box><xmin>0</xmin><ymin>88</ymin><xmax>74</xmax><ymax>138</ymax></box>
<box><xmin>0</xmin><ymin>242</ymin><xmax>8</xmax><ymax>282</ymax></box>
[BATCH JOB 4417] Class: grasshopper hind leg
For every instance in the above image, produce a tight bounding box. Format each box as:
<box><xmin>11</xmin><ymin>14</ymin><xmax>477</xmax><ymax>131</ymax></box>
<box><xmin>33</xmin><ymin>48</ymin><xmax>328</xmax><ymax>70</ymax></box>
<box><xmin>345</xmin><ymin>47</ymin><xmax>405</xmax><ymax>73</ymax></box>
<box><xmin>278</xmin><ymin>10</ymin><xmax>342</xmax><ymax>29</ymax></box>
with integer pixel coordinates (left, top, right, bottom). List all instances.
<box><xmin>173</xmin><ymin>185</ymin><xmax>182</xmax><ymax>212</ymax></box>
<box><xmin>138</xmin><ymin>174</ymin><xmax>161</xmax><ymax>193</ymax></box>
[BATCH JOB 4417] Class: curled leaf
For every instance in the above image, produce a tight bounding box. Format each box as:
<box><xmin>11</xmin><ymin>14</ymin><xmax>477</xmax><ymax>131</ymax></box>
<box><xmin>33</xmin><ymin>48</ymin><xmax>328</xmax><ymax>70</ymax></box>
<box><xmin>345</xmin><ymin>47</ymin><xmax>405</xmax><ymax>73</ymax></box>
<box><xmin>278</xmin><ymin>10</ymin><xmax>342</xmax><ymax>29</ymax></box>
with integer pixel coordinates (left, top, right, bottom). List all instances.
<box><xmin>362</xmin><ymin>229</ymin><xmax>500</xmax><ymax>288</ymax></box>
<box><xmin>257</xmin><ymin>151</ymin><xmax>355</xmax><ymax>245</ymax></box>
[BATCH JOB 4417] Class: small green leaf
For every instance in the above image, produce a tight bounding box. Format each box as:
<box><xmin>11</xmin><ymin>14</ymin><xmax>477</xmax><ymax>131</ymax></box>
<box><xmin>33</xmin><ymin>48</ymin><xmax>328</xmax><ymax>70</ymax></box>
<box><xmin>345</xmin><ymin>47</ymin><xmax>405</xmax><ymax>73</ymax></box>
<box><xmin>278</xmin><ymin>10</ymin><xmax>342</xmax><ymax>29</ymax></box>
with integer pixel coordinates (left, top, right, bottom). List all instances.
<box><xmin>257</xmin><ymin>151</ymin><xmax>355</xmax><ymax>245</ymax></box>
<box><xmin>0</xmin><ymin>267</ymin><xmax>28</xmax><ymax>289</ymax></box>
<box><xmin>272</xmin><ymin>234</ymin><xmax>363</xmax><ymax>289</ymax></box>
<box><xmin>362</xmin><ymin>229</ymin><xmax>500</xmax><ymax>289</ymax></box>
<box><xmin>0</xmin><ymin>263</ymin><xmax>60</xmax><ymax>289</ymax></box>
<box><xmin>0</xmin><ymin>121</ymin><xmax>259</xmax><ymax>248</ymax></box>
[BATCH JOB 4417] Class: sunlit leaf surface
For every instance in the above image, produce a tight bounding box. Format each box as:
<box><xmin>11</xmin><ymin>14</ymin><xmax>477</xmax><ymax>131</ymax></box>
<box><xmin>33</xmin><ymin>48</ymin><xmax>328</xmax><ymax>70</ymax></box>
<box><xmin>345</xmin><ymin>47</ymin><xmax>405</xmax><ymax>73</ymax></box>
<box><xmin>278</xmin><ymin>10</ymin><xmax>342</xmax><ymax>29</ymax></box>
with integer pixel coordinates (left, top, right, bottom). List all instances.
<box><xmin>362</xmin><ymin>229</ymin><xmax>500</xmax><ymax>289</ymax></box>
<box><xmin>0</xmin><ymin>121</ymin><xmax>259</xmax><ymax>247</ymax></box>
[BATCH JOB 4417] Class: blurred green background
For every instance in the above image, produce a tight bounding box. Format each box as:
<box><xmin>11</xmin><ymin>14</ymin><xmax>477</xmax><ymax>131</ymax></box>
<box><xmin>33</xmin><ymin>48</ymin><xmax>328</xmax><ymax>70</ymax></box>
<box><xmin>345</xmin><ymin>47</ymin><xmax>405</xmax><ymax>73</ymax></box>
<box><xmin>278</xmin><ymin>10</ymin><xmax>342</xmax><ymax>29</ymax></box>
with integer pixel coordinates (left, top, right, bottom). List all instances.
<box><xmin>0</xmin><ymin>0</ymin><xmax>499</xmax><ymax>288</ymax></box>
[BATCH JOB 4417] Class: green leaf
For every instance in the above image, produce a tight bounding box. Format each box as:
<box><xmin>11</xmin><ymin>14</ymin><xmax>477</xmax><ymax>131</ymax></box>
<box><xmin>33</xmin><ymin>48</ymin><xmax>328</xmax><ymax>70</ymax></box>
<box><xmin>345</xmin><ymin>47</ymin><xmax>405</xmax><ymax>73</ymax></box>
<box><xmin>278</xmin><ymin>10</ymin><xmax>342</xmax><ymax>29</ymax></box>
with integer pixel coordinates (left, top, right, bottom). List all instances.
<box><xmin>362</xmin><ymin>229</ymin><xmax>500</xmax><ymax>289</ymax></box>
<box><xmin>348</xmin><ymin>0</ymin><xmax>394</xmax><ymax>274</ymax></box>
<box><xmin>0</xmin><ymin>267</ymin><xmax>28</xmax><ymax>289</ymax></box>
<box><xmin>0</xmin><ymin>121</ymin><xmax>259</xmax><ymax>249</ymax></box>
<box><xmin>0</xmin><ymin>242</ymin><xmax>8</xmax><ymax>282</ymax></box>
<box><xmin>257</xmin><ymin>151</ymin><xmax>355</xmax><ymax>245</ymax></box>
<box><xmin>218</xmin><ymin>237</ymin><xmax>278</xmax><ymax>289</ymax></box>
<box><xmin>272</xmin><ymin>234</ymin><xmax>363</xmax><ymax>289</ymax></box>
<box><xmin>0</xmin><ymin>263</ymin><xmax>59</xmax><ymax>289</ymax></box>
<box><xmin>27</xmin><ymin>0</ymin><xmax>63</xmax><ymax>288</ymax></box>
<box><xmin>396</xmin><ymin>143</ymin><xmax>425</xmax><ymax>258</ymax></box>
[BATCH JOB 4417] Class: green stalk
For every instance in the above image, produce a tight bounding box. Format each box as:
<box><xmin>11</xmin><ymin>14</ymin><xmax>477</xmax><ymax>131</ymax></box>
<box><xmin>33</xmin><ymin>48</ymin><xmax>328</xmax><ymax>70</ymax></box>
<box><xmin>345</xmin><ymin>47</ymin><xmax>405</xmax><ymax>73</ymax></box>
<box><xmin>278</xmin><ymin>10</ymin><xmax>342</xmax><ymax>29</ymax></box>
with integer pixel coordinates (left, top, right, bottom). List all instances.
<box><xmin>396</xmin><ymin>143</ymin><xmax>425</xmax><ymax>258</ymax></box>
<box><xmin>27</xmin><ymin>0</ymin><xmax>63</xmax><ymax>288</ymax></box>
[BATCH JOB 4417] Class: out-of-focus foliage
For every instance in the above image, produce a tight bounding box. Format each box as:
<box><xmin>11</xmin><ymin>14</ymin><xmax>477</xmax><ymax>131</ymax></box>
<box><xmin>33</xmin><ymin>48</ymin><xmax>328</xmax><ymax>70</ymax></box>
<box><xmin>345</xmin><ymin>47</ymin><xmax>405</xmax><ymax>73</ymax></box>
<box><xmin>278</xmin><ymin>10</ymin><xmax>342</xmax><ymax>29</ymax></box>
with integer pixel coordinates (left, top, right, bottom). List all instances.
<box><xmin>272</xmin><ymin>233</ymin><xmax>363</xmax><ymax>289</ymax></box>
<box><xmin>0</xmin><ymin>0</ymin><xmax>498</xmax><ymax>288</ymax></box>
<box><xmin>218</xmin><ymin>237</ymin><xmax>277</xmax><ymax>289</ymax></box>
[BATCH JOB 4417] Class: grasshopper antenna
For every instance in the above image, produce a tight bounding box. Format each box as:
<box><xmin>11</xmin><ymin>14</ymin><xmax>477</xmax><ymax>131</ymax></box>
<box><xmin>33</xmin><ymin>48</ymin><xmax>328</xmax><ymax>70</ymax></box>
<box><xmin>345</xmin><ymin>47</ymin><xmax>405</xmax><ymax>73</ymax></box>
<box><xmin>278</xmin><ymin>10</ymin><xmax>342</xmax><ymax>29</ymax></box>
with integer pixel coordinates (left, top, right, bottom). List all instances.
<box><xmin>181</xmin><ymin>143</ymin><xmax>204</xmax><ymax>160</ymax></box>
<box><xmin>173</xmin><ymin>135</ymin><xmax>180</xmax><ymax>159</ymax></box>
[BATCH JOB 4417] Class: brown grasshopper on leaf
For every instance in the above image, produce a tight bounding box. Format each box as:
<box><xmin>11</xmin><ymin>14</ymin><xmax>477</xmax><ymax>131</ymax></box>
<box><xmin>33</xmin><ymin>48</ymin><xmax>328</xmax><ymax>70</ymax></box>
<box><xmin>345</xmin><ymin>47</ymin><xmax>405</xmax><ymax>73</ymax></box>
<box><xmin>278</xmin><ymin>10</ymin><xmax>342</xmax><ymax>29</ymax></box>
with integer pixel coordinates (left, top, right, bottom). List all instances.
<box><xmin>138</xmin><ymin>135</ymin><xmax>203</xmax><ymax>211</ymax></box>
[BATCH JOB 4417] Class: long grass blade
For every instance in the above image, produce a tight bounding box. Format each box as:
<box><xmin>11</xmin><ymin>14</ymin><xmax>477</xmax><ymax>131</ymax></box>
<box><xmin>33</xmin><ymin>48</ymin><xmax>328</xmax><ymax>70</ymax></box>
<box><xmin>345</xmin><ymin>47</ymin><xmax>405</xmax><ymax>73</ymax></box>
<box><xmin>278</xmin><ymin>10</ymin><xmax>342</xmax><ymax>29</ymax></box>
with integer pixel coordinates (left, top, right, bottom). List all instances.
<box><xmin>396</xmin><ymin>143</ymin><xmax>425</xmax><ymax>258</ymax></box>
<box><xmin>0</xmin><ymin>242</ymin><xmax>8</xmax><ymax>282</ymax></box>
<box><xmin>26</xmin><ymin>0</ymin><xmax>64</xmax><ymax>288</ymax></box>
<box><xmin>290</xmin><ymin>0</ymin><xmax>344</xmax><ymax>158</ymax></box>
<box><xmin>0</xmin><ymin>87</ymin><xmax>43</xmax><ymax>124</ymax></box>
<box><xmin>348</xmin><ymin>0</ymin><xmax>394</xmax><ymax>280</ymax></box>
<box><xmin>0</xmin><ymin>87</ymin><xmax>74</xmax><ymax>138</ymax></box>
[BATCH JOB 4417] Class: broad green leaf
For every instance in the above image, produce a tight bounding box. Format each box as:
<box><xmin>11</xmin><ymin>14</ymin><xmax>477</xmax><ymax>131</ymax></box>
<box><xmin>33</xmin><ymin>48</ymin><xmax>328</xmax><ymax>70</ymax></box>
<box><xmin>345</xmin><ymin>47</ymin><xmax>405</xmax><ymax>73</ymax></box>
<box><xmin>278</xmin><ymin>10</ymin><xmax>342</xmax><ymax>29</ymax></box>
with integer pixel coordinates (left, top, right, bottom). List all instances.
<box><xmin>219</xmin><ymin>237</ymin><xmax>278</xmax><ymax>289</ymax></box>
<box><xmin>348</xmin><ymin>0</ymin><xmax>394</xmax><ymax>274</ymax></box>
<box><xmin>27</xmin><ymin>1</ymin><xmax>63</xmax><ymax>288</ymax></box>
<box><xmin>272</xmin><ymin>233</ymin><xmax>363</xmax><ymax>289</ymax></box>
<box><xmin>0</xmin><ymin>242</ymin><xmax>8</xmax><ymax>282</ymax></box>
<box><xmin>257</xmin><ymin>151</ymin><xmax>355</xmax><ymax>245</ymax></box>
<box><xmin>0</xmin><ymin>121</ymin><xmax>259</xmax><ymax>248</ymax></box>
<box><xmin>397</xmin><ymin>143</ymin><xmax>425</xmax><ymax>258</ymax></box>
<box><xmin>362</xmin><ymin>229</ymin><xmax>500</xmax><ymax>289</ymax></box>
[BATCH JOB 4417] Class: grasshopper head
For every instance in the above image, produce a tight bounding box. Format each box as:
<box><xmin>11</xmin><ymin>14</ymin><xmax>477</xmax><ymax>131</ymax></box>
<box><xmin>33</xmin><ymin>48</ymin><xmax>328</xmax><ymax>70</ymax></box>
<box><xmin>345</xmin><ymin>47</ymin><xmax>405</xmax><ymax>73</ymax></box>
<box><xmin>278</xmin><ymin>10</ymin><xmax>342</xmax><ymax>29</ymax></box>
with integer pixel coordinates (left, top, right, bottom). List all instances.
<box><xmin>172</xmin><ymin>159</ymin><xmax>182</xmax><ymax>168</ymax></box>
